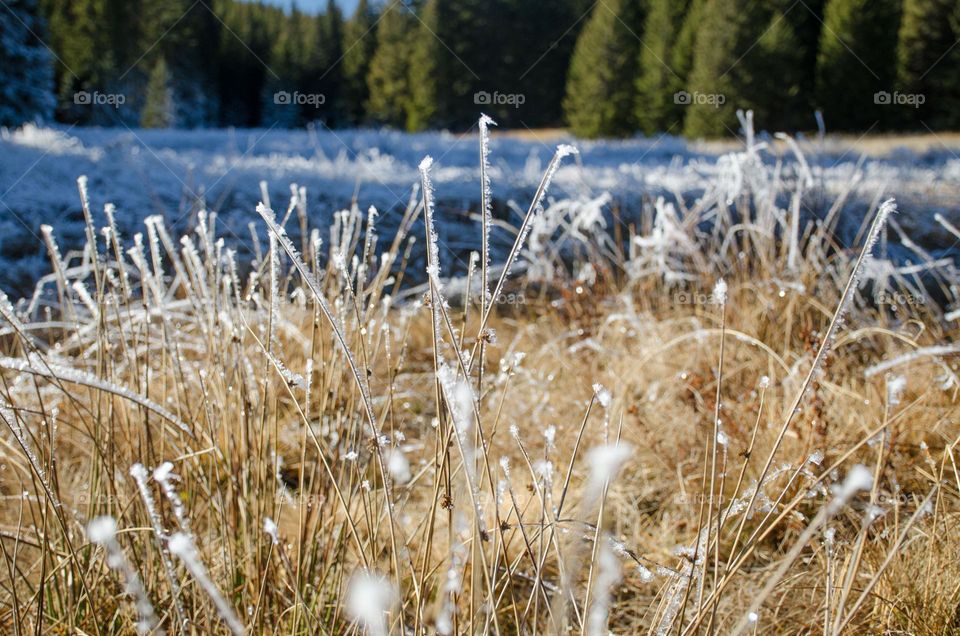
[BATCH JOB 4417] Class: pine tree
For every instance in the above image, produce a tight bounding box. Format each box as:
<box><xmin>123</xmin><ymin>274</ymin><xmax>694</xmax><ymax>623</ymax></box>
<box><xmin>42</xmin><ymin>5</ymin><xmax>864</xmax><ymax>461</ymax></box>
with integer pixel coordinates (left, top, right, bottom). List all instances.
<box><xmin>494</xmin><ymin>0</ymin><xmax>587</xmax><ymax>127</ymax></box>
<box><xmin>310</xmin><ymin>0</ymin><xmax>344</xmax><ymax>126</ymax></box>
<box><xmin>742</xmin><ymin>0</ymin><xmax>813</xmax><ymax>132</ymax></box>
<box><xmin>216</xmin><ymin>1</ymin><xmax>283</xmax><ymax>126</ymax></box>
<box><xmin>563</xmin><ymin>0</ymin><xmax>646</xmax><ymax>138</ymax></box>
<box><xmin>0</xmin><ymin>0</ymin><xmax>56</xmax><ymax>126</ymax></box>
<box><xmin>670</xmin><ymin>0</ymin><xmax>705</xmax><ymax>83</ymax></box>
<box><xmin>262</xmin><ymin>8</ymin><xmax>314</xmax><ymax>128</ymax></box>
<box><xmin>897</xmin><ymin>0</ymin><xmax>960</xmax><ymax>128</ymax></box>
<box><xmin>683</xmin><ymin>0</ymin><xmax>770</xmax><ymax>138</ymax></box>
<box><xmin>816</xmin><ymin>0</ymin><xmax>901</xmax><ymax>131</ymax></box>
<box><xmin>141</xmin><ymin>57</ymin><xmax>173</xmax><ymax>128</ymax></box>
<box><xmin>342</xmin><ymin>0</ymin><xmax>377</xmax><ymax>125</ymax></box>
<box><xmin>41</xmin><ymin>0</ymin><xmax>107</xmax><ymax>123</ymax></box>
<box><xmin>408</xmin><ymin>0</ymin><xmax>507</xmax><ymax>130</ymax></box>
<box><xmin>406</xmin><ymin>0</ymin><xmax>455</xmax><ymax>131</ymax></box>
<box><xmin>366</xmin><ymin>2</ymin><xmax>414</xmax><ymax>128</ymax></box>
<box><xmin>634</xmin><ymin>0</ymin><xmax>694</xmax><ymax>135</ymax></box>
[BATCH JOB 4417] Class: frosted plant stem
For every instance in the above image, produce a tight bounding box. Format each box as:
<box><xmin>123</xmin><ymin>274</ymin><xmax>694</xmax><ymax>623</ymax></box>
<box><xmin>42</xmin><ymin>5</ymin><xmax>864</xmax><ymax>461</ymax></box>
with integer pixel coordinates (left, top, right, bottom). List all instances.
<box><xmin>728</xmin><ymin>466</ymin><xmax>874</xmax><ymax>636</ymax></box>
<box><xmin>168</xmin><ymin>532</ymin><xmax>245</xmax><ymax>636</ymax></box>
<box><xmin>478</xmin><ymin>115</ymin><xmax>496</xmax><ymax>393</ymax></box>
<box><xmin>419</xmin><ymin>158</ymin><xmax>504</xmax><ymax>633</ymax></box>
<box><xmin>468</xmin><ymin>144</ymin><xmax>578</xmax><ymax>376</ymax></box>
<box><xmin>0</xmin><ymin>356</ymin><xmax>194</xmax><ymax>439</ymax></box>
<box><xmin>257</xmin><ymin>204</ymin><xmax>404</xmax><ymax>619</ymax></box>
<box><xmin>703</xmin><ymin>281</ymin><xmax>727</xmax><ymax>634</ymax></box>
<box><xmin>130</xmin><ymin>464</ymin><xmax>187</xmax><ymax>630</ymax></box>
<box><xmin>76</xmin><ymin>176</ymin><xmax>102</xmax><ymax>292</ymax></box>
<box><xmin>726</xmin><ymin>200</ymin><xmax>894</xmax><ymax>568</ymax></box>
<box><xmin>831</xmin><ymin>486</ymin><xmax>938</xmax><ymax>634</ymax></box>
<box><xmin>86</xmin><ymin>517</ymin><xmax>163</xmax><ymax>636</ymax></box>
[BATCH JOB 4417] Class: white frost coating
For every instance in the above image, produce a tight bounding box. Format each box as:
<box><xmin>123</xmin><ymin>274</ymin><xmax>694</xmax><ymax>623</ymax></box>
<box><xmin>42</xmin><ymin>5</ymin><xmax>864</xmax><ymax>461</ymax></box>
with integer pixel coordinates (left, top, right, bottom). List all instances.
<box><xmin>153</xmin><ymin>461</ymin><xmax>174</xmax><ymax>483</ymax></box>
<box><xmin>829</xmin><ymin>465</ymin><xmax>873</xmax><ymax>513</ymax></box>
<box><xmin>586</xmin><ymin>443</ymin><xmax>633</xmax><ymax>494</ymax></box>
<box><xmin>169</xmin><ymin>532</ymin><xmax>245</xmax><ymax>636</ymax></box>
<box><xmin>0</xmin><ymin>290</ymin><xmax>27</xmax><ymax>334</ymax></box>
<box><xmin>154</xmin><ymin>461</ymin><xmax>190</xmax><ymax>532</ymax></box>
<box><xmin>264</xmin><ymin>517</ymin><xmax>279</xmax><ymax>544</ymax></box>
<box><xmin>419</xmin><ymin>157</ymin><xmax>442</xmax><ymax>283</ymax></box>
<box><xmin>0</xmin><ymin>356</ymin><xmax>194</xmax><ymax>438</ymax></box>
<box><xmin>864</xmin><ymin>345</ymin><xmax>960</xmax><ymax>378</ymax></box>
<box><xmin>713</xmin><ymin>278</ymin><xmax>728</xmax><ymax>305</ymax></box>
<box><xmin>478</xmin><ymin>115</ymin><xmax>497</xmax><ymax>305</ymax></box>
<box><xmin>592</xmin><ymin>383</ymin><xmax>612</xmax><ymax>409</ymax></box>
<box><xmin>86</xmin><ymin>515</ymin><xmax>163</xmax><ymax>636</ymax></box>
<box><xmin>86</xmin><ymin>515</ymin><xmax>117</xmax><ymax>543</ymax></box>
<box><xmin>386</xmin><ymin>447</ymin><xmax>412</xmax><ymax>484</ymax></box>
<box><xmin>544</xmin><ymin>425</ymin><xmax>556</xmax><ymax>447</ymax></box>
<box><xmin>587</xmin><ymin>538</ymin><xmax>621</xmax><ymax>636</ymax></box>
<box><xmin>131</xmin><ymin>463</ymin><xmax>187</xmax><ymax>627</ymax></box>
<box><xmin>347</xmin><ymin>571</ymin><xmax>395</xmax><ymax>636</ymax></box>
<box><xmin>437</xmin><ymin>363</ymin><xmax>478</xmax><ymax>482</ymax></box>
<box><xmin>886</xmin><ymin>375</ymin><xmax>906</xmax><ymax>406</ymax></box>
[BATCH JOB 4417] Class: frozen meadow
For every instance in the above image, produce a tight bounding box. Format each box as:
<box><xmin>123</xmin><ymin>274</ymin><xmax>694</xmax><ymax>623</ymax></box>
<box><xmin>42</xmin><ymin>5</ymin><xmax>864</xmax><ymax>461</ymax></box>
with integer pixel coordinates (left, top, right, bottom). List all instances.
<box><xmin>1</xmin><ymin>122</ymin><xmax>958</xmax><ymax>294</ymax></box>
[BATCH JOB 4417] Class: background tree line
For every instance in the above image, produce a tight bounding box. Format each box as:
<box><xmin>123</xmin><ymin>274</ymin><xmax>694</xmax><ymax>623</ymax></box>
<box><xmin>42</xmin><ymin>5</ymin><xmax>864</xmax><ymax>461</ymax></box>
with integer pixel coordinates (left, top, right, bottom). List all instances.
<box><xmin>2</xmin><ymin>0</ymin><xmax>959</xmax><ymax>138</ymax></box>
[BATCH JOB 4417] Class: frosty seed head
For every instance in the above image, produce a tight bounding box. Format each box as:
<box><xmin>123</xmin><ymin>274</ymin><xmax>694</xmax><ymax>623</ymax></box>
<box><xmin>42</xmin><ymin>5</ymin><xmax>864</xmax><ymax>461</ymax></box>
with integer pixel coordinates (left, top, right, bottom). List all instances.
<box><xmin>586</xmin><ymin>443</ymin><xmax>633</xmax><ymax>491</ymax></box>
<box><xmin>712</xmin><ymin>278</ymin><xmax>728</xmax><ymax>305</ymax></box>
<box><xmin>263</xmin><ymin>517</ymin><xmax>279</xmax><ymax>544</ymax></box>
<box><xmin>167</xmin><ymin>532</ymin><xmax>195</xmax><ymax>558</ymax></box>
<box><xmin>130</xmin><ymin>463</ymin><xmax>148</xmax><ymax>480</ymax></box>
<box><xmin>347</xmin><ymin>571</ymin><xmax>395</xmax><ymax>636</ymax></box>
<box><xmin>86</xmin><ymin>516</ymin><xmax>117</xmax><ymax>544</ymax></box>
<box><xmin>153</xmin><ymin>461</ymin><xmax>174</xmax><ymax>482</ymax></box>
<box><xmin>887</xmin><ymin>374</ymin><xmax>906</xmax><ymax>406</ymax></box>
<box><xmin>592</xmin><ymin>383</ymin><xmax>612</xmax><ymax>409</ymax></box>
<box><xmin>386</xmin><ymin>448</ymin><xmax>411</xmax><ymax>484</ymax></box>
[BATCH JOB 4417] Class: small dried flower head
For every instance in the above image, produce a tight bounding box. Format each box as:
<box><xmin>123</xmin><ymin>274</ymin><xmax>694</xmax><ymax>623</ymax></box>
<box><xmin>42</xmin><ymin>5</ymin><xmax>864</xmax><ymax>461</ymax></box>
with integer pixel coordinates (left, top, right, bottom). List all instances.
<box><xmin>592</xmin><ymin>383</ymin><xmax>612</xmax><ymax>409</ymax></box>
<box><xmin>347</xmin><ymin>571</ymin><xmax>395</xmax><ymax>636</ymax></box>
<box><xmin>712</xmin><ymin>278</ymin><xmax>728</xmax><ymax>305</ymax></box>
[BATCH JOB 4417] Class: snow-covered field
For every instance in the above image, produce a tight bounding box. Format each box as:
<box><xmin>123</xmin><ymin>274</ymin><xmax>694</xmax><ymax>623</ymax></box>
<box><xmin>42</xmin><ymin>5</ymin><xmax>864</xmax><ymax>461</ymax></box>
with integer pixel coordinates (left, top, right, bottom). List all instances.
<box><xmin>1</xmin><ymin>123</ymin><xmax>958</xmax><ymax>293</ymax></box>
